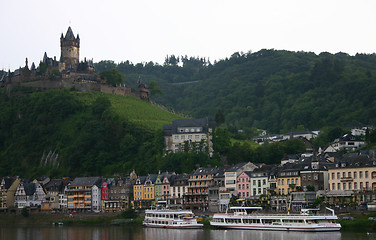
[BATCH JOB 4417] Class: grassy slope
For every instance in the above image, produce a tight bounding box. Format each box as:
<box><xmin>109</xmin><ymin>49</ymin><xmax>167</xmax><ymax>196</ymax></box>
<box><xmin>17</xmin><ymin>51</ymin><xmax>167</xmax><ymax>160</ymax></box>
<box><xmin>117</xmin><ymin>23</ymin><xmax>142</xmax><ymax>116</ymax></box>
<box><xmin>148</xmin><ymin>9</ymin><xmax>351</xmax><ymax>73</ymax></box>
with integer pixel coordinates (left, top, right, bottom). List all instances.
<box><xmin>230</xmin><ymin>138</ymin><xmax>259</xmax><ymax>149</ymax></box>
<box><xmin>73</xmin><ymin>91</ymin><xmax>183</xmax><ymax>130</ymax></box>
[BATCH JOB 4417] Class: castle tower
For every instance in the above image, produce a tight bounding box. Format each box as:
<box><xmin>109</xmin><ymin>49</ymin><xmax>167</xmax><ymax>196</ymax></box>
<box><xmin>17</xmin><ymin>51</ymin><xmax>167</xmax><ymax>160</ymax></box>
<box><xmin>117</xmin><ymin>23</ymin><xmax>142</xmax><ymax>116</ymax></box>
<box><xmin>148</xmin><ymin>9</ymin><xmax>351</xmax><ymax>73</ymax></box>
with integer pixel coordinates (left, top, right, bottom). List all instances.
<box><xmin>60</xmin><ymin>26</ymin><xmax>80</xmax><ymax>70</ymax></box>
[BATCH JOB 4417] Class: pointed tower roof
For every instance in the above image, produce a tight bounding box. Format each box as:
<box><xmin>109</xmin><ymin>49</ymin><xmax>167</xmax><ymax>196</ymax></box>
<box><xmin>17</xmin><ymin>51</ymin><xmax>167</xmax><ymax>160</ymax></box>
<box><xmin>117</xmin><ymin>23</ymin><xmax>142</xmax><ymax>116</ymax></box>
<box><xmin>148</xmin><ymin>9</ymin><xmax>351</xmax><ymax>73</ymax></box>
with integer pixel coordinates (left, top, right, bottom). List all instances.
<box><xmin>64</xmin><ymin>26</ymin><xmax>75</xmax><ymax>40</ymax></box>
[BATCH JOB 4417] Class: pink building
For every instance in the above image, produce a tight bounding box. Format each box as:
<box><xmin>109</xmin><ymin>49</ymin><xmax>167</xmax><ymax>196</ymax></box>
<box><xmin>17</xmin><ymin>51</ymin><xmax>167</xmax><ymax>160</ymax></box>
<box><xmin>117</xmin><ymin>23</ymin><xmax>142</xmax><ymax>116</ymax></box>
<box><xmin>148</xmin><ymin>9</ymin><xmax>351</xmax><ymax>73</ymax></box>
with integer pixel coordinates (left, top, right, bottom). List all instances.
<box><xmin>162</xmin><ymin>176</ymin><xmax>171</xmax><ymax>200</ymax></box>
<box><xmin>236</xmin><ymin>171</ymin><xmax>252</xmax><ymax>199</ymax></box>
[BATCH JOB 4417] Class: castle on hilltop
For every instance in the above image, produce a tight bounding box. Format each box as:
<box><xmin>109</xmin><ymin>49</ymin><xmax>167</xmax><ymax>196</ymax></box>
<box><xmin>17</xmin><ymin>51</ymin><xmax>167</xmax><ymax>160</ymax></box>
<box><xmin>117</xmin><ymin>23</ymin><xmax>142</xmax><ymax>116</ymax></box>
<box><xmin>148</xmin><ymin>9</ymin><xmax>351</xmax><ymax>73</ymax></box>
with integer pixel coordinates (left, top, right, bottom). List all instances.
<box><xmin>2</xmin><ymin>27</ymin><xmax>149</xmax><ymax>99</ymax></box>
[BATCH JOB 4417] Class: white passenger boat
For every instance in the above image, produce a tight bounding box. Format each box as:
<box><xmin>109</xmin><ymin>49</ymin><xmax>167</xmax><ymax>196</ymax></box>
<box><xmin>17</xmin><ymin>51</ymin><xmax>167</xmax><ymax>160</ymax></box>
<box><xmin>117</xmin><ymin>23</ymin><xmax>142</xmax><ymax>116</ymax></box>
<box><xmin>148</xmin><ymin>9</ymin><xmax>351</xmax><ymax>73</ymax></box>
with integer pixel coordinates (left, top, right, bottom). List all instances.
<box><xmin>210</xmin><ymin>207</ymin><xmax>341</xmax><ymax>231</ymax></box>
<box><xmin>143</xmin><ymin>208</ymin><xmax>203</xmax><ymax>229</ymax></box>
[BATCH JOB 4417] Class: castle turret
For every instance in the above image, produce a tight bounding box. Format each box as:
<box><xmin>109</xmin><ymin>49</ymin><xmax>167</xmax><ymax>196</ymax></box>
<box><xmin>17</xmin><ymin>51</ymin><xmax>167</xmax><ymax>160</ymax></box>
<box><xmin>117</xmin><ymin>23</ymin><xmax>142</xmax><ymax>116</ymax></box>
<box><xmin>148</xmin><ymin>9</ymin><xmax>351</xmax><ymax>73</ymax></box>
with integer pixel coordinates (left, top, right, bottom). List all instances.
<box><xmin>60</xmin><ymin>26</ymin><xmax>80</xmax><ymax>70</ymax></box>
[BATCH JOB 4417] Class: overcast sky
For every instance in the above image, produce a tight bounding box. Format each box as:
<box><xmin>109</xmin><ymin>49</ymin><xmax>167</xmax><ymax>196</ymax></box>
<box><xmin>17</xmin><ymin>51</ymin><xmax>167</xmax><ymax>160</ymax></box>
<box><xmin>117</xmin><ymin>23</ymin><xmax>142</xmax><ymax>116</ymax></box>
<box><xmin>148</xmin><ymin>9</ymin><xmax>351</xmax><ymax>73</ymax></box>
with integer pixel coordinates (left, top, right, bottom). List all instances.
<box><xmin>1</xmin><ymin>0</ymin><xmax>376</xmax><ymax>71</ymax></box>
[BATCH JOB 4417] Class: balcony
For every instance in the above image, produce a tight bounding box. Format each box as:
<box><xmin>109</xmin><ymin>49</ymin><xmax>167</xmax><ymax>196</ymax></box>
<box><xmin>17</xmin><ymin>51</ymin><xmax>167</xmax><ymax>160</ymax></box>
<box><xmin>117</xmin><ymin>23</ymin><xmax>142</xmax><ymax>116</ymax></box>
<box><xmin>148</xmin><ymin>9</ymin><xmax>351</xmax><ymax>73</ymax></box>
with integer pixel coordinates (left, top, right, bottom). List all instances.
<box><xmin>184</xmin><ymin>192</ymin><xmax>208</xmax><ymax>196</ymax></box>
<box><xmin>189</xmin><ymin>184</ymin><xmax>209</xmax><ymax>188</ymax></box>
<box><xmin>188</xmin><ymin>177</ymin><xmax>213</xmax><ymax>181</ymax></box>
<box><xmin>340</xmin><ymin>177</ymin><xmax>353</xmax><ymax>182</ymax></box>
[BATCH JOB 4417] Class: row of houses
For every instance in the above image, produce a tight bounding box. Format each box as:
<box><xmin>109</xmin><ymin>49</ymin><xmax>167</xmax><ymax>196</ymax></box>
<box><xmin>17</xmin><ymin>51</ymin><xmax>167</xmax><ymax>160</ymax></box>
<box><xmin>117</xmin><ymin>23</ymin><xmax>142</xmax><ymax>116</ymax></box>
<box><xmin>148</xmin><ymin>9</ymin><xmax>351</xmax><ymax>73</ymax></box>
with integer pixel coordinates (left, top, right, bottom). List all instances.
<box><xmin>1</xmin><ymin>151</ymin><xmax>376</xmax><ymax>213</ymax></box>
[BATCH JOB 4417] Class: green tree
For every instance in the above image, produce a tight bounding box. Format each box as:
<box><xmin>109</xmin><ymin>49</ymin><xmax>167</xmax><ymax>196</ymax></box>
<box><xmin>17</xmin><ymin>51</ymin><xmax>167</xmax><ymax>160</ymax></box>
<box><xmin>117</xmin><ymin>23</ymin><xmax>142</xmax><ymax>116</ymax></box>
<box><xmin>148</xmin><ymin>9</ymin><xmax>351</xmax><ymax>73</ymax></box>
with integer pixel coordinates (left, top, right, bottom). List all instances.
<box><xmin>149</xmin><ymin>80</ymin><xmax>163</xmax><ymax>96</ymax></box>
<box><xmin>92</xmin><ymin>96</ymin><xmax>111</xmax><ymax>117</ymax></box>
<box><xmin>215</xmin><ymin>109</ymin><xmax>225</xmax><ymax>125</ymax></box>
<box><xmin>100</xmin><ymin>68</ymin><xmax>125</xmax><ymax>86</ymax></box>
<box><xmin>212</xmin><ymin>128</ymin><xmax>231</xmax><ymax>155</ymax></box>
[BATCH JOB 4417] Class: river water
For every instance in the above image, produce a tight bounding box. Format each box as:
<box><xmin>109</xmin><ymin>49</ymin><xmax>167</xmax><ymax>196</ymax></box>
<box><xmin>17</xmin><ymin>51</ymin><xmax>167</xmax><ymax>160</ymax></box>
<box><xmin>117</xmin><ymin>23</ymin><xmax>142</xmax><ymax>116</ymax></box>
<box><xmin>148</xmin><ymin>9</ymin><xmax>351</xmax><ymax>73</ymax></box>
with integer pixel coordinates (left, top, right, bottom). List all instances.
<box><xmin>0</xmin><ymin>225</ymin><xmax>374</xmax><ymax>240</ymax></box>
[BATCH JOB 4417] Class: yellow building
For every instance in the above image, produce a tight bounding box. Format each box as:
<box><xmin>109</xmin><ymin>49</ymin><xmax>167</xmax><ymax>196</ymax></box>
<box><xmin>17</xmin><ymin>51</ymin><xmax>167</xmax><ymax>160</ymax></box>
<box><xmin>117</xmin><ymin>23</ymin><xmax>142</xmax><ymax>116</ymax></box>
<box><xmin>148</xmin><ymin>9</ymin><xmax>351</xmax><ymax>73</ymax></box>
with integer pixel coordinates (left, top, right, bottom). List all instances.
<box><xmin>276</xmin><ymin>168</ymin><xmax>301</xmax><ymax>195</ymax></box>
<box><xmin>133</xmin><ymin>175</ymin><xmax>156</xmax><ymax>208</ymax></box>
<box><xmin>328</xmin><ymin>158</ymin><xmax>376</xmax><ymax>191</ymax></box>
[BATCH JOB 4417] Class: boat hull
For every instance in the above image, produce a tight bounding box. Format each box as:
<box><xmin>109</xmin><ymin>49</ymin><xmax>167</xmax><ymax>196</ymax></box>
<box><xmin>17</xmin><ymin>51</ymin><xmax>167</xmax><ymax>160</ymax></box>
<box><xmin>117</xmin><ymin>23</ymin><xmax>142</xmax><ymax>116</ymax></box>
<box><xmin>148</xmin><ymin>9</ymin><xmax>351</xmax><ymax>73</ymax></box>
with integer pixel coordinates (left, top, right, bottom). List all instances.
<box><xmin>210</xmin><ymin>222</ymin><xmax>341</xmax><ymax>232</ymax></box>
<box><xmin>143</xmin><ymin>223</ymin><xmax>204</xmax><ymax>229</ymax></box>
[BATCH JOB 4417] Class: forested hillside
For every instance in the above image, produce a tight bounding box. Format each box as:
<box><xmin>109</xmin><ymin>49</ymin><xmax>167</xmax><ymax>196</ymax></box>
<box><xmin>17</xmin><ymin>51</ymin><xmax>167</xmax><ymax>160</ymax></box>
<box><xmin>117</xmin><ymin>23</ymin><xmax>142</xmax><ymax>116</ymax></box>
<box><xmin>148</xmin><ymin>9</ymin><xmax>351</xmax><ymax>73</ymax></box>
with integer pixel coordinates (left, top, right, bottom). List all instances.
<box><xmin>95</xmin><ymin>49</ymin><xmax>376</xmax><ymax>133</ymax></box>
<box><xmin>0</xmin><ymin>89</ymin><xmax>187</xmax><ymax>177</ymax></box>
<box><xmin>0</xmin><ymin>88</ymin><xmax>306</xmax><ymax>178</ymax></box>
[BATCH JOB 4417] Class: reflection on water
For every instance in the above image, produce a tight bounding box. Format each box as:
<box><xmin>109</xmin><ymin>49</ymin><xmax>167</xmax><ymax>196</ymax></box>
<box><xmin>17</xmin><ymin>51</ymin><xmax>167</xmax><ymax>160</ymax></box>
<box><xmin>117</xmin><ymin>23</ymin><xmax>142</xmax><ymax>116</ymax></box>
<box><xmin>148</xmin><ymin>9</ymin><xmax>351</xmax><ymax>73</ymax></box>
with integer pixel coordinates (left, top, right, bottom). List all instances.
<box><xmin>0</xmin><ymin>225</ymin><xmax>375</xmax><ymax>240</ymax></box>
<box><xmin>209</xmin><ymin>229</ymin><xmax>342</xmax><ymax>240</ymax></box>
<box><xmin>143</xmin><ymin>227</ymin><xmax>206</xmax><ymax>240</ymax></box>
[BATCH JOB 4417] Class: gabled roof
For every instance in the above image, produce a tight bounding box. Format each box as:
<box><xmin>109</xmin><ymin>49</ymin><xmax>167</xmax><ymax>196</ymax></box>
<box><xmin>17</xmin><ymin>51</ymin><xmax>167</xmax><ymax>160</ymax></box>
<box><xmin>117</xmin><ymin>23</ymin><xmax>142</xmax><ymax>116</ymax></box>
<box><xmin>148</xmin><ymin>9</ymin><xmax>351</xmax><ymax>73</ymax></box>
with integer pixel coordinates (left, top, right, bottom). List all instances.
<box><xmin>43</xmin><ymin>179</ymin><xmax>68</xmax><ymax>192</ymax></box>
<box><xmin>337</xmin><ymin>133</ymin><xmax>363</xmax><ymax>142</ymax></box>
<box><xmin>213</xmin><ymin>167</ymin><xmax>226</xmax><ymax>178</ymax></box>
<box><xmin>170</xmin><ymin>174</ymin><xmax>189</xmax><ymax>186</ymax></box>
<box><xmin>2</xmin><ymin>177</ymin><xmax>16</xmax><ymax>190</ymax></box>
<box><xmin>192</xmin><ymin>167</ymin><xmax>220</xmax><ymax>176</ymax></box>
<box><xmin>24</xmin><ymin>182</ymin><xmax>36</xmax><ymax>196</ymax></box>
<box><xmin>148</xmin><ymin>174</ymin><xmax>159</xmax><ymax>183</ymax></box>
<box><xmin>135</xmin><ymin>176</ymin><xmax>147</xmax><ymax>185</ymax></box>
<box><xmin>69</xmin><ymin>177</ymin><xmax>101</xmax><ymax>187</ymax></box>
<box><xmin>225</xmin><ymin>162</ymin><xmax>248</xmax><ymax>172</ymax></box>
<box><xmin>331</xmin><ymin>155</ymin><xmax>376</xmax><ymax>169</ymax></box>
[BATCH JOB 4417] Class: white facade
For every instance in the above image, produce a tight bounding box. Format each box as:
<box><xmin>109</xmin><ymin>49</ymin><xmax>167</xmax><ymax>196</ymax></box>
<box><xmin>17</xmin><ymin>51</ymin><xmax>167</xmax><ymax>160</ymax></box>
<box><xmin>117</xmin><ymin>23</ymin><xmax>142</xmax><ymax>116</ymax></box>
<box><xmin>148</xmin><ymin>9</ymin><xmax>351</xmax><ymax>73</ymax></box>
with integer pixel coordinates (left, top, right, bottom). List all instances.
<box><xmin>170</xmin><ymin>185</ymin><xmax>187</xmax><ymax>199</ymax></box>
<box><xmin>15</xmin><ymin>181</ymin><xmax>46</xmax><ymax>208</ymax></box>
<box><xmin>92</xmin><ymin>185</ymin><xmax>101</xmax><ymax>211</ymax></box>
<box><xmin>170</xmin><ymin>131</ymin><xmax>210</xmax><ymax>153</ymax></box>
<box><xmin>224</xmin><ymin>172</ymin><xmax>237</xmax><ymax>194</ymax></box>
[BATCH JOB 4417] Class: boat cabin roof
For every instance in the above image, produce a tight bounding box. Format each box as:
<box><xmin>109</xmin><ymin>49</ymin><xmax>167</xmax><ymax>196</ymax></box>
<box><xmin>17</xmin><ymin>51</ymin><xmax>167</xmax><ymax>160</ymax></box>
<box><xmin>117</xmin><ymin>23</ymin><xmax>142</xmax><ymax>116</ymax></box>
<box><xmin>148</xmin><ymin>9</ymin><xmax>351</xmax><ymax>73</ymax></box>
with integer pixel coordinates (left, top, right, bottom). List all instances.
<box><xmin>230</xmin><ymin>207</ymin><xmax>262</xmax><ymax>210</ymax></box>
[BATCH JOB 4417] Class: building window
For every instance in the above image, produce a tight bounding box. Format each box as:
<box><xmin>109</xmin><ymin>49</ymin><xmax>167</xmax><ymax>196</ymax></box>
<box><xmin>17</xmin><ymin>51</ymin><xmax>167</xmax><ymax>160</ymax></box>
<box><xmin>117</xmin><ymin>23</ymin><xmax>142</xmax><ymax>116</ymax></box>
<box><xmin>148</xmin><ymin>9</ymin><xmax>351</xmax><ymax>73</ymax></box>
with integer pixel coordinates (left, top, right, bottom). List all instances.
<box><xmin>360</xmin><ymin>182</ymin><xmax>363</xmax><ymax>189</ymax></box>
<box><xmin>343</xmin><ymin>183</ymin><xmax>346</xmax><ymax>190</ymax></box>
<box><xmin>188</xmin><ymin>135</ymin><xmax>192</xmax><ymax>139</ymax></box>
<box><xmin>337</xmin><ymin>172</ymin><xmax>340</xmax><ymax>179</ymax></box>
<box><xmin>314</xmin><ymin>174</ymin><xmax>318</xmax><ymax>180</ymax></box>
<box><xmin>195</xmin><ymin>135</ymin><xmax>200</xmax><ymax>140</ymax></box>
<box><xmin>365</xmin><ymin>171</ymin><xmax>369</xmax><ymax>178</ymax></box>
<box><xmin>181</xmin><ymin>135</ymin><xmax>185</xmax><ymax>140</ymax></box>
<box><xmin>360</xmin><ymin>171</ymin><xmax>363</xmax><ymax>178</ymax></box>
<box><xmin>348</xmin><ymin>182</ymin><xmax>352</xmax><ymax>190</ymax></box>
<box><xmin>332</xmin><ymin>183</ymin><xmax>335</xmax><ymax>190</ymax></box>
<box><xmin>174</xmin><ymin>136</ymin><xmax>179</xmax><ymax>140</ymax></box>
<box><xmin>354</xmin><ymin>172</ymin><xmax>357</xmax><ymax>179</ymax></box>
<box><xmin>331</xmin><ymin>173</ymin><xmax>335</xmax><ymax>180</ymax></box>
<box><xmin>282</xmin><ymin>179</ymin><xmax>284</xmax><ymax>185</ymax></box>
<box><xmin>296</xmin><ymin>179</ymin><xmax>299</xmax><ymax>185</ymax></box>
<box><xmin>348</xmin><ymin>172</ymin><xmax>351</xmax><ymax>178</ymax></box>
<box><xmin>354</xmin><ymin>182</ymin><xmax>358</xmax><ymax>189</ymax></box>
<box><xmin>337</xmin><ymin>183</ymin><xmax>340</xmax><ymax>190</ymax></box>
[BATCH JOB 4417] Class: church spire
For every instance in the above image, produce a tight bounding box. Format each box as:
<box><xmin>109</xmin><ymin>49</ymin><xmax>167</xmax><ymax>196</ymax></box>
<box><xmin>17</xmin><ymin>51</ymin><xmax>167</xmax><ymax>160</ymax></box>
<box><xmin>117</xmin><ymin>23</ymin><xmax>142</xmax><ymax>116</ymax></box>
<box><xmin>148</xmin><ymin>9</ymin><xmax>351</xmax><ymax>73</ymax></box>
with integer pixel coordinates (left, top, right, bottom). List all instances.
<box><xmin>64</xmin><ymin>26</ymin><xmax>75</xmax><ymax>40</ymax></box>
